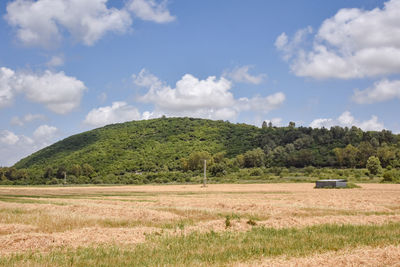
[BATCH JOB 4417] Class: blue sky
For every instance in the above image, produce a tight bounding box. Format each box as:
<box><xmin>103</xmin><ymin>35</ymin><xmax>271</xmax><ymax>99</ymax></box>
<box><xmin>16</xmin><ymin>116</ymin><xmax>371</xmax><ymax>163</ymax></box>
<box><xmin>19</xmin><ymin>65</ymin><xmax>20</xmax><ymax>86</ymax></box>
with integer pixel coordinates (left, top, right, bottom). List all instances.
<box><xmin>0</xmin><ymin>0</ymin><xmax>399</xmax><ymax>166</ymax></box>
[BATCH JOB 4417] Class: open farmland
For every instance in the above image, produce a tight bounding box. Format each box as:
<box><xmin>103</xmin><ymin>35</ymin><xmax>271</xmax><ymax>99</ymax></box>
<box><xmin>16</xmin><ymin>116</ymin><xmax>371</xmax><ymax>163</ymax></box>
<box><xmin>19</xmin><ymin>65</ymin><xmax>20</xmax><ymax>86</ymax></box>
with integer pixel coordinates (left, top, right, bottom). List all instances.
<box><xmin>0</xmin><ymin>183</ymin><xmax>400</xmax><ymax>266</ymax></box>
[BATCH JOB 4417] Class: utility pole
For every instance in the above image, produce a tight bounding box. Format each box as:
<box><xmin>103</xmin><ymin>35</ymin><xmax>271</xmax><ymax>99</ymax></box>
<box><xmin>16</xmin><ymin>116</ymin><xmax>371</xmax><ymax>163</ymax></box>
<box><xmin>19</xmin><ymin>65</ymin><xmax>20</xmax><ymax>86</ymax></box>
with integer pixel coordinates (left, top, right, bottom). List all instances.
<box><xmin>202</xmin><ymin>159</ymin><xmax>207</xmax><ymax>187</ymax></box>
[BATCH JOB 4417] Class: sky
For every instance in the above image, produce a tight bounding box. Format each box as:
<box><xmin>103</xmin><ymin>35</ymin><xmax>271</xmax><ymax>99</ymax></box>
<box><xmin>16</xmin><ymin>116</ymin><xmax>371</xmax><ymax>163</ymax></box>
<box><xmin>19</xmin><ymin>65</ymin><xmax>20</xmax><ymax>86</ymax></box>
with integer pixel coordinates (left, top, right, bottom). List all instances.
<box><xmin>0</xmin><ymin>0</ymin><xmax>399</xmax><ymax>166</ymax></box>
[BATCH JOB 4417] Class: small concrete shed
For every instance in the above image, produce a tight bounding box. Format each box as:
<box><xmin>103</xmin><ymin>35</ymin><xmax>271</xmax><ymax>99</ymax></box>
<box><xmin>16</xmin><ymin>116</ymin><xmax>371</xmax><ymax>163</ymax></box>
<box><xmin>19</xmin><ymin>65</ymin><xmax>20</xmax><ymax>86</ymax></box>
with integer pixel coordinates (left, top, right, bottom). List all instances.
<box><xmin>315</xmin><ymin>179</ymin><xmax>347</xmax><ymax>188</ymax></box>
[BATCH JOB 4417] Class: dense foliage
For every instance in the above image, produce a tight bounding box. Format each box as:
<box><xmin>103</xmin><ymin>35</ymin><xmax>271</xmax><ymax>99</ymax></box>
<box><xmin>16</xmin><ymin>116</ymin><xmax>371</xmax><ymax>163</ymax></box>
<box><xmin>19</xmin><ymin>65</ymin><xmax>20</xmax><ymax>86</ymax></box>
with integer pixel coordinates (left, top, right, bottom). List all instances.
<box><xmin>1</xmin><ymin>117</ymin><xmax>400</xmax><ymax>184</ymax></box>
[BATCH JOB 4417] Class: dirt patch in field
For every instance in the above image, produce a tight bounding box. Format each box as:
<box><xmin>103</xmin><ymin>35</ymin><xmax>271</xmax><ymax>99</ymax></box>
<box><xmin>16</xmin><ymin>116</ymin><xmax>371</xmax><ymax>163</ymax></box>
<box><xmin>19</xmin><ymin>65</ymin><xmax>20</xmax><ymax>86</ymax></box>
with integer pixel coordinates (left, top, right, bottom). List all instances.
<box><xmin>238</xmin><ymin>245</ymin><xmax>400</xmax><ymax>267</ymax></box>
<box><xmin>0</xmin><ymin>224</ymin><xmax>38</xmax><ymax>235</ymax></box>
<box><xmin>0</xmin><ymin>226</ymin><xmax>157</xmax><ymax>254</ymax></box>
<box><xmin>0</xmin><ymin>200</ymin><xmax>180</xmax><ymax>224</ymax></box>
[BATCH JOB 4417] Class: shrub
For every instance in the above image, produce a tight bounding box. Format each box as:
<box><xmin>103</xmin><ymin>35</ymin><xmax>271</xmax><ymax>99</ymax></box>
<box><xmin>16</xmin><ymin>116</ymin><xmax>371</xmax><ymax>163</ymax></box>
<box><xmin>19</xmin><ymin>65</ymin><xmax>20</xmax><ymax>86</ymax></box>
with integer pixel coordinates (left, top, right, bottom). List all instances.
<box><xmin>210</xmin><ymin>163</ymin><xmax>227</xmax><ymax>177</ymax></box>
<box><xmin>304</xmin><ymin>166</ymin><xmax>315</xmax><ymax>176</ymax></box>
<box><xmin>367</xmin><ymin>156</ymin><xmax>382</xmax><ymax>176</ymax></box>
<box><xmin>382</xmin><ymin>169</ymin><xmax>399</xmax><ymax>182</ymax></box>
<box><xmin>47</xmin><ymin>178</ymin><xmax>60</xmax><ymax>185</ymax></box>
<box><xmin>250</xmin><ymin>168</ymin><xmax>263</xmax><ymax>176</ymax></box>
<box><xmin>270</xmin><ymin>167</ymin><xmax>282</xmax><ymax>176</ymax></box>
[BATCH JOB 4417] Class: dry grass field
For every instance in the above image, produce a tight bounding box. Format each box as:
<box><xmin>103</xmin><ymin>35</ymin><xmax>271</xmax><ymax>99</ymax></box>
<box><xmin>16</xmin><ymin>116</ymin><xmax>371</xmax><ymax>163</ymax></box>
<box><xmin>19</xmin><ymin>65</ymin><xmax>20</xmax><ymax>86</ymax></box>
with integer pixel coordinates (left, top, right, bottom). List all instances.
<box><xmin>0</xmin><ymin>183</ymin><xmax>400</xmax><ymax>266</ymax></box>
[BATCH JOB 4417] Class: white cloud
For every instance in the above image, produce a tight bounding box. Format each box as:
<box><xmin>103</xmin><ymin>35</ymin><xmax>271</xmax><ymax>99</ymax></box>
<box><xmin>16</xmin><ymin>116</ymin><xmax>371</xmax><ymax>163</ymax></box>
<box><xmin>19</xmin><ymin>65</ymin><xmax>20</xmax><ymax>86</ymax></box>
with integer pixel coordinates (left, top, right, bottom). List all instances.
<box><xmin>337</xmin><ymin>111</ymin><xmax>355</xmax><ymax>125</ymax></box>
<box><xmin>275</xmin><ymin>26</ymin><xmax>313</xmax><ymax>61</ymax></box>
<box><xmin>276</xmin><ymin>0</ymin><xmax>400</xmax><ymax>79</ymax></box>
<box><xmin>0</xmin><ymin>67</ymin><xmax>86</xmax><ymax>114</ymax></box>
<box><xmin>133</xmin><ymin>68</ymin><xmax>164</xmax><ymax>89</ymax></box>
<box><xmin>33</xmin><ymin>124</ymin><xmax>58</xmax><ymax>141</ymax></box>
<box><xmin>84</xmin><ymin>101</ymin><xmax>142</xmax><ymax>127</ymax></box>
<box><xmin>0</xmin><ymin>67</ymin><xmax>16</xmax><ymax>108</ymax></box>
<box><xmin>275</xmin><ymin>33</ymin><xmax>288</xmax><ymax>51</ymax></box>
<box><xmin>309</xmin><ymin>118</ymin><xmax>334</xmax><ymax>129</ymax></box>
<box><xmin>12</xmin><ymin>70</ymin><xmax>87</xmax><ymax>114</ymax></box>
<box><xmin>310</xmin><ymin>111</ymin><xmax>384</xmax><ymax>131</ymax></box>
<box><xmin>358</xmin><ymin>116</ymin><xmax>384</xmax><ymax>131</ymax></box>
<box><xmin>5</xmin><ymin>0</ymin><xmax>175</xmax><ymax>47</ymax></box>
<box><xmin>223</xmin><ymin>66</ymin><xmax>266</xmax><ymax>84</ymax></box>
<box><xmin>46</xmin><ymin>55</ymin><xmax>64</xmax><ymax>67</ymax></box>
<box><xmin>140</xmin><ymin>72</ymin><xmax>235</xmax><ymax>111</ymax></box>
<box><xmin>353</xmin><ymin>79</ymin><xmax>400</xmax><ymax>104</ymax></box>
<box><xmin>134</xmin><ymin>69</ymin><xmax>285</xmax><ymax>120</ymax></box>
<box><xmin>11</xmin><ymin>114</ymin><xmax>46</xmax><ymax>126</ymax></box>
<box><xmin>0</xmin><ymin>125</ymin><xmax>58</xmax><ymax>166</ymax></box>
<box><xmin>237</xmin><ymin>93</ymin><xmax>285</xmax><ymax>113</ymax></box>
<box><xmin>0</xmin><ymin>130</ymin><xmax>20</xmax><ymax>145</ymax></box>
<box><xmin>127</xmin><ymin>0</ymin><xmax>175</xmax><ymax>23</ymax></box>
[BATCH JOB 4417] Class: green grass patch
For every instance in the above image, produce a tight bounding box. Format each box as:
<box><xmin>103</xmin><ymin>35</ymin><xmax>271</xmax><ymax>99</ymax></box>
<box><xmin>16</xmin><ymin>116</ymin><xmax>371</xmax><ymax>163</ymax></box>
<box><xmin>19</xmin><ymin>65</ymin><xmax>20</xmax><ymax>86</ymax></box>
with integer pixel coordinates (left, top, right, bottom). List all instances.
<box><xmin>2</xmin><ymin>222</ymin><xmax>400</xmax><ymax>266</ymax></box>
<box><xmin>297</xmin><ymin>207</ymin><xmax>396</xmax><ymax>217</ymax></box>
<box><xmin>0</xmin><ymin>196</ymin><xmax>68</xmax><ymax>206</ymax></box>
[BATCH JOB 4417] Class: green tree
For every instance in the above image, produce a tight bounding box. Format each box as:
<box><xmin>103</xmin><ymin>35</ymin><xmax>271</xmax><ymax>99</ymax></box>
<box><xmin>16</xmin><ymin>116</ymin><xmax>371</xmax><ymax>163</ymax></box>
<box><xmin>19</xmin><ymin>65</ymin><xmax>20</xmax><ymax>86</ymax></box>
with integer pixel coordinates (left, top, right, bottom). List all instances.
<box><xmin>235</xmin><ymin>154</ymin><xmax>245</xmax><ymax>168</ymax></box>
<box><xmin>377</xmin><ymin>144</ymin><xmax>396</xmax><ymax>168</ymax></box>
<box><xmin>70</xmin><ymin>164</ymin><xmax>82</xmax><ymax>177</ymax></box>
<box><xmin>82</xmin><ymin>163</ymin><xmax>95</xmax><ymax>177</ymax></box>
<box><xmin>262</xmin><ymin>121</ymin><xmax>267</xmax><ymax>128</ymax></box>
<box><xmin>344</xmin><ymin>144</ymin><xmax>359</xmax><ymax>168</ymax></box>
<box><xmin>56</xmin><ymin>166</ymin><xmax>67</xmax><ymax>179</ymax></box>
<box><xmin>243</xmin><ymin>148</ymin><xmax>265</xmax><ymax>168</ymax></box>
<box><xmin>209</xmin><ymin>163</ymin><xmax>226</xmax><ymax>177</ymax></box>
<box><xmin>333</xmin><ymin>147</ymin><xmax>345</xmax><ymax>167</ymax></box>
<box><xmin>357</xmin><ymin>142</ymin><xmax>375</xmax><ymax>167</ymax></box>
<box><xmin>186</xmin><ymin>151</ymin><xmax>212</xmax><ymax>171</ymax></box>
<box><xmin>213</xmin><ymin>152</ymin><xmax>226</xmax><ymax>164</ymax></box>
<box><xmin>366</xmin><ymin>156</ymin><xmax>381</xmax><ymax>175</ymax></box>
<box><xmin>44</xmin><ymin>167</ymin><xmax>54</xmax><ymax>179</ymax></box>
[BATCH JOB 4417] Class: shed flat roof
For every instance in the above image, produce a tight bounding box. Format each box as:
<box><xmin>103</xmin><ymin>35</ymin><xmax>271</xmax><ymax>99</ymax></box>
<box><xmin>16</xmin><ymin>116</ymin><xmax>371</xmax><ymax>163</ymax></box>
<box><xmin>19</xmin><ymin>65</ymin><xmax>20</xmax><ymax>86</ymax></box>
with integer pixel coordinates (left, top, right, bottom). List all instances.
<box><xmin>317</xmin><ymin>179</ymin><xmax>347</xmax><ymax>182</ymax></box>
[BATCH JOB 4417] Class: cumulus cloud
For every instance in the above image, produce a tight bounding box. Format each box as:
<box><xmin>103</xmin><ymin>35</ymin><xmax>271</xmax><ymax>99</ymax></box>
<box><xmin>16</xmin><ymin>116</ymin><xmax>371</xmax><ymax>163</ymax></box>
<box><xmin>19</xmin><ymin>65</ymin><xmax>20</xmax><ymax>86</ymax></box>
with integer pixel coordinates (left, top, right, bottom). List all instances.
<box><xmin>0</xmin><ymin>67</ymin><xmax>87</xmax><ymax>114</ymax></box>
<box><xmin>140</xmin><ymin>73</ymin><xmax>235</xmax><ymax>111</ymax></box>
<box><xmin>14</xmin><ymin>70</ymin><xmax>87</xmax><ymax>114</ymax></box>
<box><xmin>353</xmin><ymin>79</ymin><xmax>400</xmax><ymax>104</ymax></box>
<box><xmin>132</xmin><ymin>68</ymin><xmax>164</xmax><ymax>89</ymax></box>
<box><xmin>0</xmin><ymin>130</ymin><xmax>20</xmax><ymax>145</ymax></box>
<box><xmin>134</xmin><ymin>69</ymin><xmax>285</xmax><ymax>120</ymax></box>
<box><xmin>5</xmin><ymin>0</ymin><xmax>175</xmax><ymax>47</ymax></box>
<box><xmin>276</xmin><ymin>0</ymin><xmax>400</xmax><ymax>79</ymax></box>
<box><xmin>0</xmin><ymin>67</ymin><xmax>16</xmax><ymax>108</ymax></box>
<box><xmin>237</xmin><ymin>93</ymin><xmax>286</xmax><ymax>113</ymax></box>
<box><xmin>310</xmin><ymin>111</ymin><xmax>384</xmax><ymax>131</ymax></box>
<box><xmin>0</xmin><ymin>125</ymin><xmax>58</xmax><ymax>166</ymax></box>
<box><xmin>84</xmin><ymin>101</ymin><xmax>142</xmax><ymax>127</ymax></box>
<box><xmin>309</xmin><ymin>118</ymin><xmax>334</xmax><ymax>129</ymax></box>
<box><xmin>33</xmin><ymin>124</ymin><xmax>58</xmax><ymax>141</ymax></box>
<box><xmin>127</xmin><ymin>0</ymin><xmax>175</xmax><ymax>23</ymax></box>
<box><xmin>5</xmin><ymin>0</ymin><xmax>132</xmax><ymax>47</ymax></box>
<box><xmin>11</xmin><ymin>114</ymin><xmax>46</xmax><ymax>126</ymax></box>
<box><xmin>223</xmin><ymin>66</ymin><xmax>266</xmax><ymax>84</ymax></box>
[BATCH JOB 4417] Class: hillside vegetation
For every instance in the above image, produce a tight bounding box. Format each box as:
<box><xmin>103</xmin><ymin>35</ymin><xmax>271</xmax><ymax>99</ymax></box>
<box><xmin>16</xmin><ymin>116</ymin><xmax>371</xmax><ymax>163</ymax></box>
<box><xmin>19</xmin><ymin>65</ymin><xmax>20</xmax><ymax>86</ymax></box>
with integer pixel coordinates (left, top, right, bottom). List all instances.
<box><xmin>1</xmin><ymin>117</ymin><xmax>400</xmax><ymax>184</ymax></box>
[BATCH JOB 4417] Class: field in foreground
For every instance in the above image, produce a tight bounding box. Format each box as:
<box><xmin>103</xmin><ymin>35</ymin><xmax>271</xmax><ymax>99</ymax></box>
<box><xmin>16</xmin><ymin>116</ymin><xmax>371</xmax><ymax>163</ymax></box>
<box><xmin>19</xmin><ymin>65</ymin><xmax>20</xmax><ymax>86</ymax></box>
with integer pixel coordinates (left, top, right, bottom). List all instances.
<box><xmin>0</xmin><ymin>183</ymin><xmax>399</xmax><ymax>266</ymax></box>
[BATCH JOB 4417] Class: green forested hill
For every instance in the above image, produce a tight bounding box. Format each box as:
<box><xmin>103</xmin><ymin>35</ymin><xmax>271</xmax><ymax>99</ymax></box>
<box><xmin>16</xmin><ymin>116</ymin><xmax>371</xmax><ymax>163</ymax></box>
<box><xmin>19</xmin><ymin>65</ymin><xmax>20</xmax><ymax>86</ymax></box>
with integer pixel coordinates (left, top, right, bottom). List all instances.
<box><xmin>4</xmin><ymin>117</ymin><xmax>400</xmax><ymax>184</ymax></box>
<box><xmin>14</xmin><ymin>117</ymin><xmax>261</xmax><ymax>174</ymax></box>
